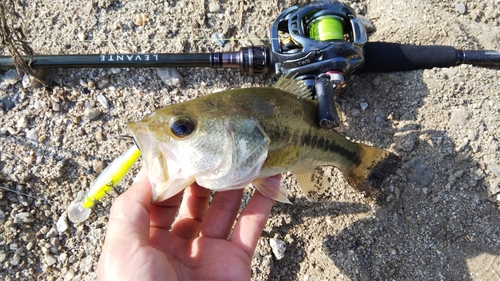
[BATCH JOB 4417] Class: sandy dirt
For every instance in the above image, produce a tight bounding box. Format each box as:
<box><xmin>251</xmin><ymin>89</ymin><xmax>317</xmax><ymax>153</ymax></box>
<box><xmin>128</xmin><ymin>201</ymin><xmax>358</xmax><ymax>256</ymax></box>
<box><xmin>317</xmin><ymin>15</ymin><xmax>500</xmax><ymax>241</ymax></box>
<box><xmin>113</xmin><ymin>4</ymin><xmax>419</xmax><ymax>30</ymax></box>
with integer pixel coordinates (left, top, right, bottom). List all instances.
<box><xmin>0</xmin><ymin>0</ymin><xmax>499</xmax><ymax>280</ymax></box>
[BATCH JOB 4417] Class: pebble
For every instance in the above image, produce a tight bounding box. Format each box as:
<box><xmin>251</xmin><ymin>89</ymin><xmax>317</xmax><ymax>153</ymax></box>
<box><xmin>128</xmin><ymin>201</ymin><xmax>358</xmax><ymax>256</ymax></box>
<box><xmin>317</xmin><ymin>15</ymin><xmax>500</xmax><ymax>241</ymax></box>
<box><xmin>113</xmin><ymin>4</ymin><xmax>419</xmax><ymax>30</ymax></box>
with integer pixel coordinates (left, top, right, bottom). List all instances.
<box><xmin>360</xmin><ymin>102</ymin><xmax>369</xmax><ymax>110</ymax></box>
<box><xmin>357</xmin><ymin>15</ymin><xmax>375</xmax><ymax>33</ymax></box>
<box><xmin>402</xmin><ymin>158</ymin><xmax>435</xmax><ymax>187</ymax></box>
<box><xmin>208</xmin><ymin>2</ymin><xmax>221</xmax><ymax>12</ymax></box>
<box><xmin>52</xmin><ymin>102</ymin><xmax>61</xmax><ymax>111</ymax></box>
<box><xmin>490</xmin><ymin>163</ymin><xmax>500</xmax><ymax>177</ymax></box>
<box><xmin>17</xmin><ymin>116</ymin><xmax>28</xmax><ymax>128</ymax></box>
<box><xmin>156</xmin><ymin>68</ymin><xmax>184</xmax><ymax>87</ymax></box>
<box><xmin>14</xmin><ymin>212</ymin><xmax>35</xmax><ymax>224</ymax></box>
<box><xmin>269</xmin><ymin>238</ymin><xmax>286</xmax><ymax>260</ymax></box>
<box><xmin>56</xmin><ymin>215</ymin><xmax>69</xmax><ymax>233</ymax></box>
<box><xmin>92</xmin><ymin>159</ymin><xmax>106</xmax><ymax>173</ymax></box>
<box><xmin>96</xmin><ymin>94</ymin><xmax>109</xmax><ymax>109</ymax></box>
<box><xmin>0</xmin><ymin>252</ymin><xmax>6</xmax><ymax>263</ymax></box>
<box><xmin>213</xmin><ymin>33</ymin><xmax>226</xmax><ymax>47</ymax></box>
<box><xmin>10</xmin><ymin>254</ymin><xmax>21</xmax><ymax>266</ymax></box>
<box><xmin>134</xmin><ymin>13</ymin><xmax>148</xmax><ymax>26</ymax></box>
<box><xmin>351</xmin><ymin>3</ymin><xmax>365</xmax><ymax>15</ymax></box>
<box><xmin>2</xmin><ymin>69</ymin><xmax>23</xmax><ymax>85</ymax></box>
<box><xmin>0</xmin><ymin>209</ymin><xmax>5</xmax><ymax>221</ymax></box>
<box><xmin>449</xmin><ymin>108</ymin><xmax>470</xmax><ymax>125</ymax></box>
<box><xmin>0</xmin><ymin>94</ymin><xmax>15</xmax><ymax>112</ymax></box>
<box><xmin>44</xmin><ymin>254</ymin><xmax>57</xmax><ymax>266</ymax></box>
<box><xmin>456</xmin><ymin>2</ymin><xmax>467</xmax><ymax>14</ymax></box>
<box><xmin>26</xmin><ymin>129</ymin><xmax>38</xmax><ymax>143</ymax></box>
<box><xmin>83</xmin><ymin>108</ymin><xmax>102</xmax><ymax>121</ymax></box>
<box><xmin>110</xmin><ymin>68</ymin><xmax>121</xmax><ymax>74</ymax></box>
<box><xmin>97</xmin><ymin>78</ymin><xmax>109</xmax><ymax>90</ymax></box>
<box><xmin>351</xmin><ymin>108</ymin><xmax>361</xmax><ymax>117</ymax></box>
<box><xmin>45</xmin><ymin>227</ymin><xmax>58</xmax><ymax>239</ymax></box>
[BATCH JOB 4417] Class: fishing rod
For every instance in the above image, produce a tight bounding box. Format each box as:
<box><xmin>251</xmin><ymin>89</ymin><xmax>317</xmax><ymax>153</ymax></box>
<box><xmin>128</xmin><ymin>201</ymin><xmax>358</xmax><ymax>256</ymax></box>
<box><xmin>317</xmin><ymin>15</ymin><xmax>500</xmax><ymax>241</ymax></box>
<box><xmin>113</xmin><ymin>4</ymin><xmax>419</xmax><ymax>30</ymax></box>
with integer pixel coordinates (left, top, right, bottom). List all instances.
<box><xmin>2</xmin><ymin>2</ymin><xmax>500</xmax><ymax>126</ymax></box>
<box><xmin>1</xmin><ymin>2</ymin><xmax>499</xmax><ymax>128</ymax></box>
<box><xmin>1</xmin><ymin>1</ymin><xmax>499</xmax><ymax>222</ymax></box>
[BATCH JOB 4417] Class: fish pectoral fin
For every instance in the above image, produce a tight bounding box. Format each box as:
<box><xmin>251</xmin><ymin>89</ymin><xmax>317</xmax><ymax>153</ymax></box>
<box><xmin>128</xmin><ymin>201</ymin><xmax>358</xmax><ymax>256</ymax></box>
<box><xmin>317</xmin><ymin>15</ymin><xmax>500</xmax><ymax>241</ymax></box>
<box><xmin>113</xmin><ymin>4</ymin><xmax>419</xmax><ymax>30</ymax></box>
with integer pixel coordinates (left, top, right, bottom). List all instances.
<box><xmin>293</xmin><ymin>169</ymin><xmax>331</xmax><ymax>202</ymax></box>
<box><xmin>252</xmin><ymin>177</ymin><xmax>291</xmax><ymax>204</ymax></box>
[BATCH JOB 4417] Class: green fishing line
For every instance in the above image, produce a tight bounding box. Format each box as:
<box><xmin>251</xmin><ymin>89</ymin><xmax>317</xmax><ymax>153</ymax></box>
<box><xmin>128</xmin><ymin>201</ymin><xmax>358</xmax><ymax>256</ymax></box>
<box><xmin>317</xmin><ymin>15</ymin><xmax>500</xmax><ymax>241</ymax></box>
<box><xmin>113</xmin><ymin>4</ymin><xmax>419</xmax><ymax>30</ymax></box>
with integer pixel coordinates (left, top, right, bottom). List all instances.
<box><xmin>308</xmin><ymin>15</ymin><xmax>344</xmax><ymax>41</ymax></box>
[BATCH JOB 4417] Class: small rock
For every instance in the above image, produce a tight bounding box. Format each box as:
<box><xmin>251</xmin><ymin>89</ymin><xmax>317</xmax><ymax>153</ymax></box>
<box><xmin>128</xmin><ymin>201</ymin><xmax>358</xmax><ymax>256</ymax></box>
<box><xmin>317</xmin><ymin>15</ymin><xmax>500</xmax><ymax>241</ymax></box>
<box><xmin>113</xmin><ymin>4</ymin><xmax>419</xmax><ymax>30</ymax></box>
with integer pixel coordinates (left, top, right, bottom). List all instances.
<box><xmin>45</xmin><ymin>227</ymin><xmax>58</xmax><ymax>239</ymax></box>
<box><xmin>23</xmin><ymin>155</ymin><xmax>35</xmax><ymax>165</ymax></box>
<box><xmin>110</xmin><ymin>68</ymin><xmax>121</xmax><ymax>74</ymax></box>
<box><xmin>56</xmin><ymin>214</ymin><xmax>69</xmax><ymax>233</ymax></box>
<box><xmin>10</xmin><ymin>254</ymin><xmax>21</xmax><ymax>266</ymax></box>
<box><xmin>14</xmin><ymin>212</ymin><xmax>35</xmax><ymax>224</ymax></box>
<box><xmin>72</xmin><ymin>116</ymin><xmax>82</xmax><ymax>124</ymax></box>
<box><xmin>26</xmin><ymin>129</ymin><xmax>38</xmax><ymax>143</ymax></box>
<box><xmin>96</xmin><ymin>94</ymin><xmax>109</xmax><ymax>109</ymax></box>
<box><xmin>44</xmin><ymin>254</ymin><xmax>57</xmax><ymax>266</ymax></box>
<box><xmin>402</xmin><ymin>158</ymin><xmax>435</xmax><ymax>187</ymax></box>
<box><xmin>357</xmin><ymin>15</ymin><xmax>375</xmax><ymax>33</ymax></box>
<box><xmin>0</xmin><ymin>209</ymin><xmax>5</xmax><ymax>221</ymax></box>
<box><xmin>95</xmin><ymin>130</ymin><xmax>103</xmax><ymax>141</ymax></box>
<box><xmin>449</xmin><ymin>108</ymin><xmax>470</xmax><ymax>125</ymax></box>
<box><xmin>0</xmin><ymin>94</ymin><xmax>15</xmax><ymax>112</ymax></box>
<box><xmin>489</xmin><ymin>163</ymin><xmax>500</xmax><ymax>177</ymax></box>
<box><xmin>16</xmin><ymin>116</ymin><xmax>28</xmax><ymax>128</ymax></box>
<box><xmin>156</xmin><ymin>68</ymin><xmax>183</xmax><ymax>87</ymax></box>
<box><xmin>9</xmin><ymin>243</ymin><xmax>18</xmax><ymax>251</ymax></box>
<box><xmin>456</xmin><ymin>3</ymin><xmax>467</xmax><ymax>14</ymax></box>
<box><xmin>208</xmin><ymin>1</ymin><xmax>220</xmax><ymax>12</ymax></box>
<box><xmin>213</xmin><ymin>33</ymin><xmax>226</xmax><ymax>47</ymax></box>
<box><xmin>2</xmin><ymin>69</ymin><xmax>23</xmax><ymax>85</ymax></box>
<box><xmin>93</xmin><ymin>159</ymin><xmax>106</xmax><ymax>173</ymax></box>
<box><xmin>77</xmin><ymin>32</ymin><xmax>86</xmax><ymax>41</ymax></box>
<box><xmin>351</xmin><ymin>108</ymin><xmax>361</xmax><ymax>117</ymax></box>
<box><xmin>269</xmin><ymin>238</ymin><xmax>286</xmax><ymax>260</ymax></box>
<box><xmin>59</xmin><ymin>252</ymin><xmax>68</xmax><ymax>263</ymax></box>
<box><xmin>360</xmin><ymin>102</ymin><xmax>369</xmax><ymax>110</ymax></box>
<box><xmin>134</xmin><ymin>13</ymin><xmax>148</xmax><ymax>26</ymax></box>
<box><xmin>394</xmin><ymin>132</ymin><xmax>416</xmax><ymax>152</ymax></box>
<box><xmin>0</xmin><ymin>252</ymin><xmax>6</xmax><ymax>262</ymax></box>
<box><xmin>83</xmin><ymin>108</ymin><xmax>102</xmax><ymax>121</ymax></box>
<box><xmin>52</xmin><ymin>102</ymin><xmax>61</xmax><ymax>111</ymax></box>
<box><xmin>97</xmin><ymin>78</ymin><xmax>109</xmax><ymax>90</ymax></box>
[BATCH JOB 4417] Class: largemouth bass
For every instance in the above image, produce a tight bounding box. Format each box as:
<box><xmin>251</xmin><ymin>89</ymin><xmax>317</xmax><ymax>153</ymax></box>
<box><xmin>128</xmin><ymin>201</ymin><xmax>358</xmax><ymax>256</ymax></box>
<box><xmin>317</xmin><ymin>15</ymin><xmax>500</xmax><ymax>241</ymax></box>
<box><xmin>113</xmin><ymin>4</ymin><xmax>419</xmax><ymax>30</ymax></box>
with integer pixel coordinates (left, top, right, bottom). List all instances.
<box><xmin>128</xmin><ymin>76</ymin><xmax>398</xmax><ymax>203</ymax></box>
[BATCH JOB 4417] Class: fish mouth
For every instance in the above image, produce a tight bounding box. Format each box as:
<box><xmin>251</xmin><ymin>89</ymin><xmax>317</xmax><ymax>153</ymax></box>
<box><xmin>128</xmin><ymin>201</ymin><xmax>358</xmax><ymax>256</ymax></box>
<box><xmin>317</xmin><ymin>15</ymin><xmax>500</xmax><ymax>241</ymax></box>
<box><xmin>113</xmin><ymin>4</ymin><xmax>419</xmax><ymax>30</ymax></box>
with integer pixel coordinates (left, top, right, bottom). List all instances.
<box><xmin>128</xmin><ymin>121</ymin><xmax>194</xmax><ymax>202</ymax></box>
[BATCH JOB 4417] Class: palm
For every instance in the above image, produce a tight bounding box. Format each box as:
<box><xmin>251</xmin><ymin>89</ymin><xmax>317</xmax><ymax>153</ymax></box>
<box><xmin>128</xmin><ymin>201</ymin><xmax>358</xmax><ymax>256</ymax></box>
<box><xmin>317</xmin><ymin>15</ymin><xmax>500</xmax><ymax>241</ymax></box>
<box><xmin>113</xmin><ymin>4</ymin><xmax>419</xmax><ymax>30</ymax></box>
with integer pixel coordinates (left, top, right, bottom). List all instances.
<box><xmin>98</xmin><ymin>175</ymin><xmax>277</xmax><ymax>281</ymax></box>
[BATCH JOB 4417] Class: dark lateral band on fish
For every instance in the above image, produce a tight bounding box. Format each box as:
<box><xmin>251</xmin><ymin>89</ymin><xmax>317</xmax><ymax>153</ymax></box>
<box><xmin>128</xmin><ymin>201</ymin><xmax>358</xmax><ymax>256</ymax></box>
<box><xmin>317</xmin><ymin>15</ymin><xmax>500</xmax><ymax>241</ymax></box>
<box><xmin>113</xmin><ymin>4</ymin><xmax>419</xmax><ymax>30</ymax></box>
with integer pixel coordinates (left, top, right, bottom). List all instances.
<box><xmin>128</xmin><ymin>75</ymin><xmax>399</xmax><ymax>203</ymax></box>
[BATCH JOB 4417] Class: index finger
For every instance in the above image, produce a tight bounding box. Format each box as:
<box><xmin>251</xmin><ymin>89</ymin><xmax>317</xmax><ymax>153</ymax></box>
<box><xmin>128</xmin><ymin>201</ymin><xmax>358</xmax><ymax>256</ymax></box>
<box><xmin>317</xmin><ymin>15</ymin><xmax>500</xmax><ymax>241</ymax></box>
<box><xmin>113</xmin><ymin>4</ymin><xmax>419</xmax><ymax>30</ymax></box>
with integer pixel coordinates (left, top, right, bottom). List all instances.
<box><xmin>230</xmin><ymin>175</ymin><xmax>279</xmax><ymax>257</ymax></box>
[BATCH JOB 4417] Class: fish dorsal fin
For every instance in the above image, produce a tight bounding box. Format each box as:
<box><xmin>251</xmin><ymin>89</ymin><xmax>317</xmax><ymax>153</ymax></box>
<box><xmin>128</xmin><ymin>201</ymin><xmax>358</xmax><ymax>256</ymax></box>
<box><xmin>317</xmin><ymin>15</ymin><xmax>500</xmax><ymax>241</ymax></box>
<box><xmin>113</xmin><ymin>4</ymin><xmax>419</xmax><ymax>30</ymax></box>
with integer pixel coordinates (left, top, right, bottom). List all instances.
<box><xmin>293</xmin><ymin>168</ymin><xmax>331</xmax><ymax>202</ymax></box>
<box><xmin>274</xmin><ymin>74</ymin><xmax>312</xmax><ymax>100</ymax></box>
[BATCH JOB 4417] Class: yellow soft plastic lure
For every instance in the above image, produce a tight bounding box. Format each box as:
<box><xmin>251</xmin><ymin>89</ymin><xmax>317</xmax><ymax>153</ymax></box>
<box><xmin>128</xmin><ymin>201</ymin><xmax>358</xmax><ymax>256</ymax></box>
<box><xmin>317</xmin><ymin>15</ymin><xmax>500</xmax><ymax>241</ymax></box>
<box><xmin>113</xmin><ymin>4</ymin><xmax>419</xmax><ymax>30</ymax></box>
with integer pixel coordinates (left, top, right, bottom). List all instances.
<box><xmin>67</xmin><ymin>145</ymin><xmax>141</xmax><ymax>223</ymax></box>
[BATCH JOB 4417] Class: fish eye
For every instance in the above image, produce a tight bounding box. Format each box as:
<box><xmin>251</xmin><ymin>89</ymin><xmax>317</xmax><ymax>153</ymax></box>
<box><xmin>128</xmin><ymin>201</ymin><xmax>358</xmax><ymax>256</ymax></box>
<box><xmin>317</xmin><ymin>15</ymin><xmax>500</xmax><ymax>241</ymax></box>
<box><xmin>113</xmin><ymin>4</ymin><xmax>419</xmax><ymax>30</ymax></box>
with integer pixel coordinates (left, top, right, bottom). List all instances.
<box><xmin>170</xmin><ymin>117</ymin><xmax>195</xmax><ymax>138</ymax></box>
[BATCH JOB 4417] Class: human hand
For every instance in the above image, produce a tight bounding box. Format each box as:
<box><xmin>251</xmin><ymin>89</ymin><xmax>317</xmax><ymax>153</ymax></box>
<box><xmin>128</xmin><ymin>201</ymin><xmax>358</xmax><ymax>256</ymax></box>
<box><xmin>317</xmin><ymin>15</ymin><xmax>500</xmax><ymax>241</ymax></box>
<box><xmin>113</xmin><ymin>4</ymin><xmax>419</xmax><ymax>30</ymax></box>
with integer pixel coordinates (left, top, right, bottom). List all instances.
<box><xmin>97</xmin><ymin>172</ymin><xmax>279</xmax><ymax>281</ymax></box>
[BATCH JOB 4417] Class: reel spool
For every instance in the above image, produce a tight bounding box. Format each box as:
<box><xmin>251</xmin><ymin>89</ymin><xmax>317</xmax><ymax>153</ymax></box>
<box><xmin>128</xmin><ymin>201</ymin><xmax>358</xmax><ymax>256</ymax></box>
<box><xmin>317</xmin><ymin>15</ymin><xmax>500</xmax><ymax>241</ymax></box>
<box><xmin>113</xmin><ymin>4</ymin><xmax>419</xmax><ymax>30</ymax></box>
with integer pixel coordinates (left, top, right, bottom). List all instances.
<box><xmin>268</xmin><ymin>2</ymin><xmax>367</xmax><ymax>128</ymax></box>
<box><xmin>269</xmin><ymin>1</ymin><xmax>367</xmax><ymax>78</ymax></box>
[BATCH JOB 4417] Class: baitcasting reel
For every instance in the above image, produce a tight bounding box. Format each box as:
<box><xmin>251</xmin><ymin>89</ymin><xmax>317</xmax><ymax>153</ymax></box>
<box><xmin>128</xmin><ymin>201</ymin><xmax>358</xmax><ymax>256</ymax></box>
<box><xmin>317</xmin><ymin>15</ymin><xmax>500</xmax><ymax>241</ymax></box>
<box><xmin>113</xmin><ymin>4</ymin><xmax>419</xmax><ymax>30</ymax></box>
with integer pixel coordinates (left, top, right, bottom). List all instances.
<box><xmin>227</xmin><ymin>2</ymin><xmax>367</xmax><ymax>128</ymax></box>
<box><xmin>270</xmin><ymin>1</ymin><xmax>367</xmax><ymax>128</ymax></box>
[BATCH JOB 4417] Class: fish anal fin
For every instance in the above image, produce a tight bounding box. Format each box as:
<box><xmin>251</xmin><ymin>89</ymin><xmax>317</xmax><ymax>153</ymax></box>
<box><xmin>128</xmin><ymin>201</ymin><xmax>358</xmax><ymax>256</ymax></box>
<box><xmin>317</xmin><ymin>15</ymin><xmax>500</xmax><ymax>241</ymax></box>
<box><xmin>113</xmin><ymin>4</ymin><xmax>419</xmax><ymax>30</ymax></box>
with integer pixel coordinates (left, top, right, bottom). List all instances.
<box><xmin>343</xmin><ymin>143</ymin><xmax>400</xmax><ymax>196</ymax></box>
<box><xmin>293</xmin><ymin>168</ymin><xmax>331</xmax><ymax>202</ymax></box>
<box><xmin>252</xmin><ymin>177</ymin><xmax>291</xmax><ymax>204</ymax></box>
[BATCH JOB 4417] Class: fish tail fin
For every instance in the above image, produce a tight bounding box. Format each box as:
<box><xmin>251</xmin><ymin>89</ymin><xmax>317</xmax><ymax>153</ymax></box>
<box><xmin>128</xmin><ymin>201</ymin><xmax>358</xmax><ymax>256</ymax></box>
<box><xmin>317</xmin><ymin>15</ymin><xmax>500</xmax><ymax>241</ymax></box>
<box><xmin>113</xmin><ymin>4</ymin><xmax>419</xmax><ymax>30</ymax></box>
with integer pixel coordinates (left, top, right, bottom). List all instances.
<box><xmin>343</xmin><ymin>143</ymin><xmax>399</xmax><ymax>196</ymax></box>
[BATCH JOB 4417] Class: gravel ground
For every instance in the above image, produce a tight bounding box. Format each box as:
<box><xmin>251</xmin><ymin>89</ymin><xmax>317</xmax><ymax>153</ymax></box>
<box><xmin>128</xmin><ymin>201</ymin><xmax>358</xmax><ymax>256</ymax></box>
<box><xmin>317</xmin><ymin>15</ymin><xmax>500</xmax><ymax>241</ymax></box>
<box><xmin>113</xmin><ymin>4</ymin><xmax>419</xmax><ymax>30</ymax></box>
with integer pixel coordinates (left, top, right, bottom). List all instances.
<box><xmin>1</xmin><ymin>0</ymin><xmax>499</xmax><ymax>280</ymax></box>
